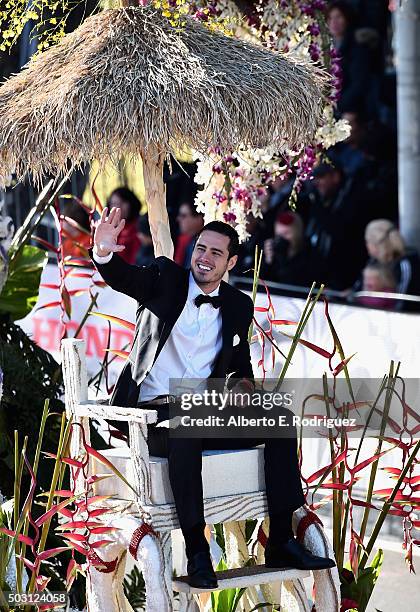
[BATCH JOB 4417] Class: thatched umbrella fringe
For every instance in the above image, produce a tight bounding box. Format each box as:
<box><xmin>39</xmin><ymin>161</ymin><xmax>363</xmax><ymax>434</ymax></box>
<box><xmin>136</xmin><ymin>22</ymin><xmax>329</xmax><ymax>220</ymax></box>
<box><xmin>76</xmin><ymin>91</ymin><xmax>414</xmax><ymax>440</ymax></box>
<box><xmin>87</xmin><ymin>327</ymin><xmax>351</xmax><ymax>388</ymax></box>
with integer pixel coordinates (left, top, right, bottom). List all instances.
<box><xmin>0</xmin><ymin>7</ymin><xmax>328</xmax><ymax>187</ymax></box>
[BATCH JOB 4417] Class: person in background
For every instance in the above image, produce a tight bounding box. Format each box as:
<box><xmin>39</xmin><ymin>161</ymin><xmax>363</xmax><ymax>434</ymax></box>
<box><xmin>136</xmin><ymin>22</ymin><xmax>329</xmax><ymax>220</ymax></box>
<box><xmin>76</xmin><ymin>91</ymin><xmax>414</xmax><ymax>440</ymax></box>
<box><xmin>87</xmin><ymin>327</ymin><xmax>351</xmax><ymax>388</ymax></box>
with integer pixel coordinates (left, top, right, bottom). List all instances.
<box><xmin>305</xmin><ymin>161</ymin><xmax>370</xmax><ymax>289</ymax></box>
<box><xmin>61</xmin><ymin>202</ymin><xmax>91</xmax><ymax>259</ymax></box>
<box><xmin>174</xmin><ymin>201</ymin><xmax>204</xmax><ymax>268</ymax></box>
<box><xmin>355</xmin><ymin>261</ymin><xmax>396</xmax><ymax>310</ymax></box>
<box><xmin>135</xmin><ymin>214</ymin><xmax>155</xmax><ymax>267</ymax></box>
<box><xmin>331</xmin><ymin>111</ymin><xmax>369</xmax><ymax>177</ymax></box>
<box><xmin>107</xmin><ymin>187</ymin><xmax>141</xmax><ymax>264</ymax></box>
<box><xmin>326</xmin><ymin>1</ymin><xmax>374</xmax><ymax>117</ymax></box>
<box><xmin>364</xmin><ymin>220</ymin><xmax>420</xmax><ymax>306</ymax></box>
<box><xmin>262</xmin><ymin>211</ymin><xmax>326</xmax><ymax>287</ymax></box>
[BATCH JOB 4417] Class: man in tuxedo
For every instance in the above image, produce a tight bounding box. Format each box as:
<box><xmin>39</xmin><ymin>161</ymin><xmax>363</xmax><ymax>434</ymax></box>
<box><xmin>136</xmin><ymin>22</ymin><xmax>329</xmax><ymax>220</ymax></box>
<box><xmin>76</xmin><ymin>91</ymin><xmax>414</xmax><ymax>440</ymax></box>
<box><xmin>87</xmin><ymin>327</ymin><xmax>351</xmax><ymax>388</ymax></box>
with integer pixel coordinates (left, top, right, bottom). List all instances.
<box><xmin>92</xmin><ymin>207</ymin><xmax>335</xmax><ymax>589</ymax></box>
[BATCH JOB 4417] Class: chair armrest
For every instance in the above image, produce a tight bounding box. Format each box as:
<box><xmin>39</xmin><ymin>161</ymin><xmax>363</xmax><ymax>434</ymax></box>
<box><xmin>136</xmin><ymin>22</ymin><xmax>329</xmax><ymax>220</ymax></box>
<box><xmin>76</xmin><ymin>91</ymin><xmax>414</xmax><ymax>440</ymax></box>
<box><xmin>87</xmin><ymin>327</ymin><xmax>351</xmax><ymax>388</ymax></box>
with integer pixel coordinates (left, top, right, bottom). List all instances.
<box><xmin>75</xmin><ymin>401</ymin><xmax>158</xmax><ymax>424</ymax></box>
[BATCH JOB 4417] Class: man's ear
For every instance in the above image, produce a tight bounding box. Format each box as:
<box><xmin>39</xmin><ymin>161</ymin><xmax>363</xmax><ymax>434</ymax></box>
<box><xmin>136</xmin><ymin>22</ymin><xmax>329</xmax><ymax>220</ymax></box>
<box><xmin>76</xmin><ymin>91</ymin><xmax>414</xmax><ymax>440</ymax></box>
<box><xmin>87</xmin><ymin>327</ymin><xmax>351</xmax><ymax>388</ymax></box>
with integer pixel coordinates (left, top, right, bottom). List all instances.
<box><xmin>227</xmin><ymin>254</ymin><xmax>238</xmax><ymax>272</ymax></box>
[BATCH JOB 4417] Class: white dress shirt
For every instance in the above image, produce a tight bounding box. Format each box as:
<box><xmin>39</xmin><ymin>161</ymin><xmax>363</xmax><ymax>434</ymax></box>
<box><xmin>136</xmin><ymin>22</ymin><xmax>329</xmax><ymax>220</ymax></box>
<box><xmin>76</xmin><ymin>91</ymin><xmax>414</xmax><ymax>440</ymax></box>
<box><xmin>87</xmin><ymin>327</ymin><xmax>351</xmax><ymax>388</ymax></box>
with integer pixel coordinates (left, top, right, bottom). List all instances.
<box><xmin>92</xmin><ymin>250</ymin><xmax>223</xmax><ymax>401</ymax></box>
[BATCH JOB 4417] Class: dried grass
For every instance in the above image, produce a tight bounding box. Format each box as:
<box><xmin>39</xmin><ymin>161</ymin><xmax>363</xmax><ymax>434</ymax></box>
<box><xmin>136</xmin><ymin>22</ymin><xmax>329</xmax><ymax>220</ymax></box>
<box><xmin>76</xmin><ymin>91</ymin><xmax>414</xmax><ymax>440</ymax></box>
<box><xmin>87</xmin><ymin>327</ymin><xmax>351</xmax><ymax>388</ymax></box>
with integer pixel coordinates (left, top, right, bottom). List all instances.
<box><xmin>0</xmin><ymin>6</ymin><xmax>328</xmax><ymax>186</ymax></box>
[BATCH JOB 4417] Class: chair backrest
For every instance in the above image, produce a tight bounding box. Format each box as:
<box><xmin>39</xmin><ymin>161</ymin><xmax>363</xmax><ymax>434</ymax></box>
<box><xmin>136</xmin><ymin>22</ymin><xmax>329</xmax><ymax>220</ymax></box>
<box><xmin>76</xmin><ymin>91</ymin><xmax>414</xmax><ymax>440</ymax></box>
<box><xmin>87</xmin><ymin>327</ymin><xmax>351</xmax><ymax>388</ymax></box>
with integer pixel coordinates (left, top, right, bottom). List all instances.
<box><xmin>61</xmin><ymin>339</ymin><xmax>91</xmax><ymax>493</ymax></box>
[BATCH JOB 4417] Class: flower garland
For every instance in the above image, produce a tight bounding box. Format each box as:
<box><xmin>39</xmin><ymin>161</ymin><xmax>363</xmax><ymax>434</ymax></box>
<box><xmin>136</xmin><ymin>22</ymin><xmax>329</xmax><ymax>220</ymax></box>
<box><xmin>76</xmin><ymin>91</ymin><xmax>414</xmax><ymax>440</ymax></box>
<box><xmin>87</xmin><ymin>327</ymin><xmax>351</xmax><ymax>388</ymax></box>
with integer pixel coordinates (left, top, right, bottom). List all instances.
<box><xmin>194</xmin><ymin>147</ymin><xmax>286</xmax><ymax>242</ymax></box>
<box><xmin>191</xmin><ymin>0</ymin><xmax>351</xmax><ymax>240</ymax></box>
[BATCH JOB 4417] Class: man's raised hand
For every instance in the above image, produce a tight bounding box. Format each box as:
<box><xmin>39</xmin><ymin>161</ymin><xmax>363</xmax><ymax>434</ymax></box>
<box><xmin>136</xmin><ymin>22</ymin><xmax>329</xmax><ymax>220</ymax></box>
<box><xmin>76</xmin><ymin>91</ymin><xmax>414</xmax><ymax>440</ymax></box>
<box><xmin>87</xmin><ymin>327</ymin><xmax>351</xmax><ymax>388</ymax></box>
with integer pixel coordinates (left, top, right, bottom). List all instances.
<box><xmin>94</xmin><ymin>207</ymin><xmax>126</xmax><ymax>257</ymax></box>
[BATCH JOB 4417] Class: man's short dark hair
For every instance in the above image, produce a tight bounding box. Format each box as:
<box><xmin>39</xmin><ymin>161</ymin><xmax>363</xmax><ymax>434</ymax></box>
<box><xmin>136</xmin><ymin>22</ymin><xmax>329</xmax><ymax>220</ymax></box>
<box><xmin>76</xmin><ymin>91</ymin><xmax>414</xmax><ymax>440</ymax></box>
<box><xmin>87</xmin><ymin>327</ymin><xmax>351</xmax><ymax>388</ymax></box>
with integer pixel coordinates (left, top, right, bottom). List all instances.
<box><xmin>197</xmin><ymin>221</ymin><xmax>240</xmax><ymax>258</ymax></box>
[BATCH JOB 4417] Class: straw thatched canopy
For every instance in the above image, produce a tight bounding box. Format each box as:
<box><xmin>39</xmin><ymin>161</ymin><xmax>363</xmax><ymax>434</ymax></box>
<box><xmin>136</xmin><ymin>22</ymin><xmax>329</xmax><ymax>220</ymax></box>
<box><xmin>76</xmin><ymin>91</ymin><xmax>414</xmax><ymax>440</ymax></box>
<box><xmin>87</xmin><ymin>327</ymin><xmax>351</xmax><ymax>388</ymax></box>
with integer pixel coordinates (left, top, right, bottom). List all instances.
<box><xmin>0</xmin><ymin>6</ymin><xmax>327</xmax><ymax>187</ymax></box>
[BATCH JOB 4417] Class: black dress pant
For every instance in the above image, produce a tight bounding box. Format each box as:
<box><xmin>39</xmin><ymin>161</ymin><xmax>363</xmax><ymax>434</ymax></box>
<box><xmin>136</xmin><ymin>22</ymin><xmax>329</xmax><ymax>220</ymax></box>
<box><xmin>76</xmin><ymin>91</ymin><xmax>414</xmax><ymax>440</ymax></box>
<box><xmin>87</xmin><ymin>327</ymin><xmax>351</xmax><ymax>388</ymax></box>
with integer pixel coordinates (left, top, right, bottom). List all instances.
<box><xmin>146</xmin><ymin>417</ymin><xmax>305</xmax><ymax>534</ymax></box>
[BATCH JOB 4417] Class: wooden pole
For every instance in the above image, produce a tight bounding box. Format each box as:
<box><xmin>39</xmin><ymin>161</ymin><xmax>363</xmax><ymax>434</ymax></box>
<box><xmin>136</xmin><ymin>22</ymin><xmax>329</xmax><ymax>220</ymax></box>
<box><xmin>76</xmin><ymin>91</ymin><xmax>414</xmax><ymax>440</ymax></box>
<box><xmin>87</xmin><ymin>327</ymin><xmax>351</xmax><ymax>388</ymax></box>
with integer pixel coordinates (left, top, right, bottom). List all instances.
<box><xmin>141</xmin><ymin>145</ymin><xmax>174</xmax><ymax>259</ymax></box>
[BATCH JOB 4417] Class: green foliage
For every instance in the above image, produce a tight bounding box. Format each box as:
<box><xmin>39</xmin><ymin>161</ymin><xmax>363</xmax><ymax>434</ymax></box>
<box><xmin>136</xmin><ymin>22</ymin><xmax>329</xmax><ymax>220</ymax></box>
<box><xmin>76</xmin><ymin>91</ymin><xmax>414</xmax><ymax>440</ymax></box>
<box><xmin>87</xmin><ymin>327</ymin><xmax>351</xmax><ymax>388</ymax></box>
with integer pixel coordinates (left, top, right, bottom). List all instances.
<box><xmin>0</xmin><ymin>0</ymin><xmax>98</xmax><ymax>53</ymax></box>
<box><xmin>210</xmin><ymin>557</ymin><xmax>249</xmax><ymax>612</ymax></box>
<box><xmin>340</xmin><ymin>549</ymin><xmax>384</xmax><ymax>612</ymax></box>
<box><xmin>0</xmin><ymin>498</ymin><xmax>13</xmax><ymax>592</ymax></box>
<box><xmin>0</xmin><ymin>320</ymin><xmax>64</xmax><ymax>496</ymax></box>
<box><xmin>0</xmin><ymin>245</ymin><xmax>47</xmax><ymax>321</ymax></box>
<box><xmin>214</xmin><ymin>519</ymin><xmax>257</xmax><ymax>556</ymax></box>
<box><xmin>123</xmin><ymin>565</ymin><xmax>146</xmax><ymax>612</ymax></box>
<box><xmin>214</xmin><ymin>522</ymin><xmax>225</xmax><ymax>552</ymax></box>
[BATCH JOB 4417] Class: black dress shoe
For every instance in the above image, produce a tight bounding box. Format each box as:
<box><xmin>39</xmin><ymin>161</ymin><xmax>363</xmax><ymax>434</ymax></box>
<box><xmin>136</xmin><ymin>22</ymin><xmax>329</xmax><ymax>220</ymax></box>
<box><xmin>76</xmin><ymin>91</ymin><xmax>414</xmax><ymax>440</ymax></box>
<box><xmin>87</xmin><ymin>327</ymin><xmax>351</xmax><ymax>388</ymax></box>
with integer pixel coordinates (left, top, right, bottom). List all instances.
<box><xmin>187</xmin><ymin>551</ymin><xmax>218</xmax><ymax>589</ymax></box>
<box><xmin>265</xmin><ymin>537</ymin><xmax>336</xmax><ymax>571</ymax></box>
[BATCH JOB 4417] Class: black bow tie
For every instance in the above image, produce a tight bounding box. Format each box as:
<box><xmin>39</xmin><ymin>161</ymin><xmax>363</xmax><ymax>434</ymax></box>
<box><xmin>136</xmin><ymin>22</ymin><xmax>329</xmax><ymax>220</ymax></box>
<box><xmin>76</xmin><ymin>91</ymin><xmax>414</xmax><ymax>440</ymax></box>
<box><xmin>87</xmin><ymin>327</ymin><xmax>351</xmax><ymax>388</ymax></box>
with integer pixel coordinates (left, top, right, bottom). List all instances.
<box><xmin>194</xmin><ymin>294</ymin><xmax>222</xmax><ymax>309</ymax></box>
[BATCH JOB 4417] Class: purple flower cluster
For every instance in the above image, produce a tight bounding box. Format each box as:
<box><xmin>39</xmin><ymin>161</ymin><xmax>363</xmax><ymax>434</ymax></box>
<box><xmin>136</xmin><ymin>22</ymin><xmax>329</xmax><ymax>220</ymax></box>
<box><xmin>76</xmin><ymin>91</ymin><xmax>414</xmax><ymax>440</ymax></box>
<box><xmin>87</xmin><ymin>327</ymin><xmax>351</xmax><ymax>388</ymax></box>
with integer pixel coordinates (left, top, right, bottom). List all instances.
<box><xmin>307</xmin><ymin>22</ymin><xmax>321</xmax><ymax>36</ymax></box>
<box><xmin>298</xmin><ymin>0</ymin><xmax>327</xmax><ymax>17</ymax></box>
<box><xmin>232</xmin><ymin>186</ymin><xmax>251</xmax><ymax>205</ymax></box>
<box><xmin>292</xmin><ymin>145</ymin><xmax>319</xmax><ymax>195</ymax></box>
<box><xmin>328</xmin><ymin>47</ymin><xmax>343</xmax><ymax>103</ymax></box>
<box><xmin>193</xmin><ymin>1</ymin><xmax>218</xmax><ymax>22</ymax></box>
<box><xmin>223</xmin><ymin>211</ymin><xmax>237</xmax><ymax>222</ymax></box>
<box><xmin>299</xmin><ymin>1</ymin><xmax>343</xmax><ymax>102</ymax></box>
<box><xmin>309</xmin><ymin>42</ymin><xmax>321</xmax><ymax>62</ymax></box>
<box><xmin>212</xmin><ymin>152</ymin><xmax>237</xmax><ymax>175</ymax></box>
<box><xmin>213</xmin><ymin>190</ymin><xmax>227</xmax><ymax>204</ymax></box>
<box><xmin>192</xmin><ymin>0</ymin><xmax>346</xmax><ymax>227</ymax></box>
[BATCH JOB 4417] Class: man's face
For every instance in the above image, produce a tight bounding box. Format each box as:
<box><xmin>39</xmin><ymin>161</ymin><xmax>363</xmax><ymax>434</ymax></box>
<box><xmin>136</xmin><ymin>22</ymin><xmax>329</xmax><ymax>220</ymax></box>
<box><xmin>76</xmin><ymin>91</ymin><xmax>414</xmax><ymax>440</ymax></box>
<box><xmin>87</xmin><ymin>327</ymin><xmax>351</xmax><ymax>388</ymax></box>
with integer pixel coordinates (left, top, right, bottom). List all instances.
<box><xmin>314</xmin><ymin>170</ymin><xmax>341</xmax><ymax>198</ymax></box>
<box><xmin>177</xmin><ymin>203</ymin><xmax>203</xmax><ymax>236</ymax></box>
<box><xmin>190</xmin><ymin>230</ymin><xmax>237</xmax><ymax>287</ymax></box>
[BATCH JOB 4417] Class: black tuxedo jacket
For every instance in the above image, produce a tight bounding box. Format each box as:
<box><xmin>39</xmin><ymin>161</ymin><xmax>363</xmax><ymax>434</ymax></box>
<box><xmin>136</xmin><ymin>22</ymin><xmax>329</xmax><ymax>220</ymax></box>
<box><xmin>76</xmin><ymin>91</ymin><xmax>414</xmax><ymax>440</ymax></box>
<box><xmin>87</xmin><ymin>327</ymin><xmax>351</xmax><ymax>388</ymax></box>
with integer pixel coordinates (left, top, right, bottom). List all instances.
<box><xmin>91</xmin><ymin>253</ymin><xmax>255</xmax><ymax>407</ymax></box>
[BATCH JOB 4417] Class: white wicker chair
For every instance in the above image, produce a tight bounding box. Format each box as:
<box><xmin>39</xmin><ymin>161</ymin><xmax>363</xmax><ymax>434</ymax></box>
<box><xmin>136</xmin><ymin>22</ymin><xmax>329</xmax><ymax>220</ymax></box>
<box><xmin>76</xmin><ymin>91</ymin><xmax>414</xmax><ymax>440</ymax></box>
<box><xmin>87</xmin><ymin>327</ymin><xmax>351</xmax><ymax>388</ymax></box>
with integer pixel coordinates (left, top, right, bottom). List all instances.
<box><xmin>61</xmin><ymin>338</ymin><xmax>340</xmax><ymax>612</ymax></box>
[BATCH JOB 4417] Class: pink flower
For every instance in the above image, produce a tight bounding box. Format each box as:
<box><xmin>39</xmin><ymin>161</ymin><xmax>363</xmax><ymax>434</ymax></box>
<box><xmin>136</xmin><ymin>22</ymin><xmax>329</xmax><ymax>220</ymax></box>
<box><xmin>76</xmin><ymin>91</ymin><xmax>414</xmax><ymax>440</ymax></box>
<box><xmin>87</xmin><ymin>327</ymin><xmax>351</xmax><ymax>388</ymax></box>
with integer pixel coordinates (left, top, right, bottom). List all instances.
<box><xmin>309</xmin><ymin>42</ymin><xmax>321</xmax><ymax>62</ymax></box>
<box><xmin>213</xmin><ymin>191</ymin><xmax>227</xmax><ymax>204</ymax></box>
<box><xmin>340</xmin><ymin>598</ymin><xmax>359</xmax><ymax>612</ymax></box>
<box><xmin>308</xmin><ymin>23</ymin><xmax>321</xmax><ymax>37</ymax></box>
<box><xmin>195</xmin><ymin>10</ymin><xmax>209</xmax><ymax>22</ymax></box>
<box><xmin>223</xmin><ymin>211</ymin><xmax>237</xmax><ymax>222</ymax></box>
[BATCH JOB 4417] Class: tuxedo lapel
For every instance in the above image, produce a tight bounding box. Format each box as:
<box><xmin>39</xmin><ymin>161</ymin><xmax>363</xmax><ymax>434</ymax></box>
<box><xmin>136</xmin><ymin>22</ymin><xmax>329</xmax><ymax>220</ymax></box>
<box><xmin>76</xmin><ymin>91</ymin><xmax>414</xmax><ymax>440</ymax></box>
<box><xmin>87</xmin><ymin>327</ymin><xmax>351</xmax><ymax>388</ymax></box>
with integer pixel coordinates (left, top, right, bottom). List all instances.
<box><xmin>220</xmin><ymin>281</ymin><xmax>236</xmax><ymax>348</ymax></box>
<box><xmin>154</xmin><ymin>267</ymin><xmax>189</xmax><ymax>362</ymax></box>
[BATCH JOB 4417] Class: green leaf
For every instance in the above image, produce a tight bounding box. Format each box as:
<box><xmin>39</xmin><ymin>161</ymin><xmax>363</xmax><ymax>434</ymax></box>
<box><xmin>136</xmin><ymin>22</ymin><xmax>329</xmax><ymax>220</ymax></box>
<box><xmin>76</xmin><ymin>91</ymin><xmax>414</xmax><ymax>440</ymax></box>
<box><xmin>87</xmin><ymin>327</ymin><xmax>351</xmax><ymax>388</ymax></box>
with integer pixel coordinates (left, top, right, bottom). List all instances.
<box><xmin>341</xmin><ymin>550</ymin><xmax>383</xmax><ymax>612</ymax></box>
<box><xmin>0</xmin><ymin>245</ymin><xmax>47</xmax><ymax>321</ymax></box>
<box><xmin>210</xmin><ymin>557</ymin><xmax>254</xmax><ymax>612</ymax></box>
<box><xmin>231</xmin><ymin>587</ymin><xmax>247</xmax><ymax>612</ymax></box>
<box><xmin>123</xmin><ymin>566</ymin><xmax>146</xmax><ymax>611</ymax></box>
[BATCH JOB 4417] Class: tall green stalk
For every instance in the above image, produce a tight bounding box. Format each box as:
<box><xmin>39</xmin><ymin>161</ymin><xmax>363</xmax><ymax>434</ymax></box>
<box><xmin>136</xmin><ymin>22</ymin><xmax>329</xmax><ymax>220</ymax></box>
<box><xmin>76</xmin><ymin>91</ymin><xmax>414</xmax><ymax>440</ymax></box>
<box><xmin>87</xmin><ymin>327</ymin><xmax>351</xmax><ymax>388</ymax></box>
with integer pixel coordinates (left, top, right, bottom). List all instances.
<box><xmin>322</xmin><ymin>374</ymin><xmax>342</xmax><ymax>563</ymax></box>
<box><xmin>359</xmin><ymin>439</ymin><xmax>420</xmax><ymax>571</ymax></box>
<box><xmin>36</xmin><ymin>414</ymin><xmax>71</xmax><ymax>556</ymax></box>
<box><xmin>25</xmin><ymin>412</ymin><xmax>71</xmax><ymax>604</ymax></box>
<box><xmin>338</xmin><ymin>375</ymin><xmax>389</xmax><ymax>568</ymax></box>
<box><xmin>8</xmin><ymin>177</ymin><xmax>69</xmax><ymax>263</ymax></box>
<box><xmin>13</xmin><ymin>433</ymin><xmax>28</xmax><ymax>595</ymax></box>
<box><xmin>276</xmin><ymin>283</ymin><xmax>324</xmax><ymax>390</ymax></box>
<box><xmin>19</xmin><ymin>400</ymin><xmax>50</xmax><ymax>592</ymax></box>
<box><xmin>358</xmin><ymin>364</ymin><xmax>399</xmax><ymax>556</ymax></box>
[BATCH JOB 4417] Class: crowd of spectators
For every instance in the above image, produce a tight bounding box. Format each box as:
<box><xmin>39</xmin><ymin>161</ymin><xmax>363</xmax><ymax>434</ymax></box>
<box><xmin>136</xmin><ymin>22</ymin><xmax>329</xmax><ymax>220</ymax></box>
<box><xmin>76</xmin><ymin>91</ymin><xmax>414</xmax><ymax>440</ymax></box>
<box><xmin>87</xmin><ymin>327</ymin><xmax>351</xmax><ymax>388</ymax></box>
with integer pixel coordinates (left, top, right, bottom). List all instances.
<box><xmin>62</xmin><ymin>1</ymin><xmax>419</xmax><ymax>312</ymax></box>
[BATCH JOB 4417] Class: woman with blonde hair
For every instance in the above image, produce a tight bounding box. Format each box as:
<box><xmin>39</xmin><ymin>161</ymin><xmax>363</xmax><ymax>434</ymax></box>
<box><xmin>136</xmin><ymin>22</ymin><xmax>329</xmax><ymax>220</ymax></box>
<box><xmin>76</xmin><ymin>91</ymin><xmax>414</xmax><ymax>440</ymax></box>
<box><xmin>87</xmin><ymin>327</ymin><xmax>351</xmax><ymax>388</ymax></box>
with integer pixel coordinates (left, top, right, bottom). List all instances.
<box><xmin>364</xmin><ymin>220</ymin><xmax>405</xmax><ymax>263</ymax></box>
<box><xmin>361</xmin><ymin>219</ymin><xmax>420</xmax><ymax>308</ymax></box>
